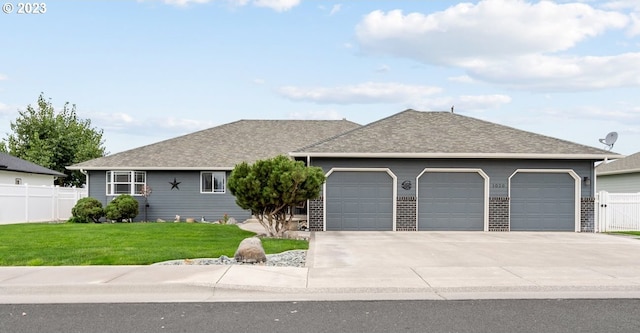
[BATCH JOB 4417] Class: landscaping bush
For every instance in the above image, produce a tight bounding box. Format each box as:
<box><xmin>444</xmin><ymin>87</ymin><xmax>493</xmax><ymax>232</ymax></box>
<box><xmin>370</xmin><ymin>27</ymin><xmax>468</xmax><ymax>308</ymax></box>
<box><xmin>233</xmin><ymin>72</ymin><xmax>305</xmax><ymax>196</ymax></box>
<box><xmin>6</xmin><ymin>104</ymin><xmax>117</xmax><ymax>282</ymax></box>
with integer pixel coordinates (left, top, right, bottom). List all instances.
<box><xmin>70</xmin><ymin>197</ymin><xmax>104</xmax><ymax>223</ymax></box>
<box><xmin>105</xmin><ymin>194</ymin><xmax>139</xmax><ymax>222</ymax></box>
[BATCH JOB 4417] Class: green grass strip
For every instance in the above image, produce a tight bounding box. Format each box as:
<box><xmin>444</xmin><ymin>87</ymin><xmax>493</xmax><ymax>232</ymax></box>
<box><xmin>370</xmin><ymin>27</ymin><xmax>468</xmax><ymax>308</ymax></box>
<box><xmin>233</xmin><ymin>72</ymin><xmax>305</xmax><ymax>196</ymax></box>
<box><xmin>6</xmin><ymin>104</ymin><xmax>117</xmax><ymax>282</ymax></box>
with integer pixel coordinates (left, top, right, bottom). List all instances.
<box><xmin>0</xmin><ymin>222</ymin><xmax>308</xmax><ymax>266</ymax></box>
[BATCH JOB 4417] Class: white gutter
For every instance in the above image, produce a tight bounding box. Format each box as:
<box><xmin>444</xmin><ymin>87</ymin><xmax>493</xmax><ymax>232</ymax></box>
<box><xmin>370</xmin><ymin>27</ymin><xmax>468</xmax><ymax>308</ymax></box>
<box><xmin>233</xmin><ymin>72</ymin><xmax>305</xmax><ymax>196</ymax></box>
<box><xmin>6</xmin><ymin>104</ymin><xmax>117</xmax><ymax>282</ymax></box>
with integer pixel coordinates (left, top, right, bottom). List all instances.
<box><xmin>67</xmin><ymin>166</ymin><xmax>236</xmax><ymax>171</ymax></box>
<box><xmin>288</xmin><ymin>152</ymin><xmax>623</xmax><ymax>160</ymax></box>
<box><xmin>597</xmin><ymin>167</ymin><xmax>640</xmax><ymax>176</ymax></box>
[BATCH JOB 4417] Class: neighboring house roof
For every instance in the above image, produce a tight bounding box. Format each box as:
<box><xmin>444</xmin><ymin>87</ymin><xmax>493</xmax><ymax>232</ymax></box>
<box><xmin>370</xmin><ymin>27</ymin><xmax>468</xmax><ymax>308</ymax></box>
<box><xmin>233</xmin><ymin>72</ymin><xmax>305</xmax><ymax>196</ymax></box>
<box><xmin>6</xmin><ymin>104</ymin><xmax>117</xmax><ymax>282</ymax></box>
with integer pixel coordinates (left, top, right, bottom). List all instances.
<box><xmin>292</xmin><ymin>109</ymin><xmax>620</xmax><ymax>160</ymax></box>
<box><xmin>596</xmin><ymin>151</ymin><xmax>640</xmax><ymax>176</ymax></box>
<box><xmin>68</xmin><ymin>119</ymin><xmax>360</xmax><ymax>170</ymax></box>
<box><xmin>0</xmin><ymin>152</ymin><xmax>66</xmax><ymax>177</ymax></box>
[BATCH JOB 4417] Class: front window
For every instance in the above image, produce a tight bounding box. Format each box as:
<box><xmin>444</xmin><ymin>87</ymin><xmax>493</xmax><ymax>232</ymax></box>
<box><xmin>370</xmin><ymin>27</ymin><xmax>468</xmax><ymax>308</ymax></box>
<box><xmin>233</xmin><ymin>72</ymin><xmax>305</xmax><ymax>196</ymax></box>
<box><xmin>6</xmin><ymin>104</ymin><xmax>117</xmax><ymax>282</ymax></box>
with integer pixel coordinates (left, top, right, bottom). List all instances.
<box><xmin>201</xmin><ymin>171</ymin><xmax>225</xmax><ymax>193</ymax></box>
<box><xmin>106</xmin><ymin>171</ymin><xmax>146</xmax><ymax>195</ymax></box>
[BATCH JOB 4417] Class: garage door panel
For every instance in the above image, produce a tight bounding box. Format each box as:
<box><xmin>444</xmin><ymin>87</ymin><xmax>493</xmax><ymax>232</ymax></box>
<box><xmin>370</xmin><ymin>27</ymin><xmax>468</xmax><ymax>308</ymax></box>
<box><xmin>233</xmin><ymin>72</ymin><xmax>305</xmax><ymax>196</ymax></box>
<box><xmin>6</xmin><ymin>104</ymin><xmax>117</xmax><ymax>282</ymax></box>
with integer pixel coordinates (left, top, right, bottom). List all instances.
<box><xmin>418</xmin><ymin>172</ymin><xmax>485</xmax><ymax>231</ymax></box>
<box><xmin>510</xmin><ymin>173</ymin><xmax>575</xmax><ymax>231</ymax></box>
<box><xmin>326</xmin><ymin>171</ymin><xmax>393</xmax><ymax>231</ymax></box>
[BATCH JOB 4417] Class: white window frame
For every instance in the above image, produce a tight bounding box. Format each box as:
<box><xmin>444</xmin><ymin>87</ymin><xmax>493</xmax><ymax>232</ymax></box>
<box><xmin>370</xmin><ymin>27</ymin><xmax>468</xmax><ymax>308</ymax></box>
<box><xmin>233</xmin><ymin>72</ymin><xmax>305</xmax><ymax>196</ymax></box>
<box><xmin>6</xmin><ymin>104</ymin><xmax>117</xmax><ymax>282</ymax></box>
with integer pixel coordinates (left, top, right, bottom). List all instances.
<box><xmin>106</xmin><ymin>171</ymin><xmax>146</xmax><ymax>196</ymax></box>
<box><xmin>200</xmin><ymin>171</ymin><xmax>226</xmax><ymax>194</ymax></box>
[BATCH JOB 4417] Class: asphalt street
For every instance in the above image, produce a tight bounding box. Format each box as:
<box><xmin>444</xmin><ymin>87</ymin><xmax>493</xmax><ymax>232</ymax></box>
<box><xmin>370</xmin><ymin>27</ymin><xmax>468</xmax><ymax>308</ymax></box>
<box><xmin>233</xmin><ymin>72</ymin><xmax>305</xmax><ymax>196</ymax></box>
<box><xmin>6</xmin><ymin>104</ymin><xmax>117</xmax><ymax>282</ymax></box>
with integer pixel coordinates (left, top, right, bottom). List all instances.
<box><xmin>1</xmin><ymin>299</ymin><xmax>639</xmax><ymax>333</ymax></box>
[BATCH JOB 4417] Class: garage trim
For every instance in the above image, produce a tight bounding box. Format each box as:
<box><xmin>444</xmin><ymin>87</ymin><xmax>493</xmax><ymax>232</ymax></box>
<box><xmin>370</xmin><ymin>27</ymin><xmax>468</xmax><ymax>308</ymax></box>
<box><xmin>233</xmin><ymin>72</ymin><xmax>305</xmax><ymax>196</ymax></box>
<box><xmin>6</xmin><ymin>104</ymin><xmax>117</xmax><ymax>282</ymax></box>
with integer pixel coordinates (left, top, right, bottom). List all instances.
<box><xmin>323</xmin><ymin>168</ymin><xmax>397</xmax><ymax>231</ymax></box>
<box><xmin>416</xmin><ymin>168</ymin><xmax>490</xmax><ymax>231</ymax></box>
<box><xmin>508</xmin><ymin>169</ymin><xmax>581</xmax><ymax>232</ymax></box>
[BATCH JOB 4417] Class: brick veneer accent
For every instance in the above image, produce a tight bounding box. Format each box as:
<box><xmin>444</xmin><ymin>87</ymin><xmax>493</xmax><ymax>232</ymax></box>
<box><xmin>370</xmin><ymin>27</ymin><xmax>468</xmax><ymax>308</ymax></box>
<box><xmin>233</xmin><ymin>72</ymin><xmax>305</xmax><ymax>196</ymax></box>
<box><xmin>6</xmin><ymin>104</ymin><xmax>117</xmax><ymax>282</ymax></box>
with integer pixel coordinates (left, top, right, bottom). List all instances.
<box><xmin>489</xmin><ymin>197</ymin><xmax>510</xmax><ymax>231</ymax></box>
<box><xmin>397</xmin><ymin>196</ymin><xmax>417</xmax><ymax>231</ymax></box>
<box><xmin>308</xmin><ymin>197</ymin><xmax>324</xmax><ymax>231</ymax></box>
<box><xmin>580</xmin><ymin>197</ymin><xmax>595</xmax><ymax>232</ymax></box>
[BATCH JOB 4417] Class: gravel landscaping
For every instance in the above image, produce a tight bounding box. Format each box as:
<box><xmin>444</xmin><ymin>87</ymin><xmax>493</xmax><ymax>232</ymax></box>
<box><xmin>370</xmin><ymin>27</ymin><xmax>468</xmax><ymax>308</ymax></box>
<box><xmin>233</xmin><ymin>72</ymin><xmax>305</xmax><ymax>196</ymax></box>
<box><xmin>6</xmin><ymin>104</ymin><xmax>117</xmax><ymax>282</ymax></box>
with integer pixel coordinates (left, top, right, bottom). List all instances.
<box><xmin>153</xmin><ymin>250</ymin><xmax>306</xmax><ymax>267</ymax></box>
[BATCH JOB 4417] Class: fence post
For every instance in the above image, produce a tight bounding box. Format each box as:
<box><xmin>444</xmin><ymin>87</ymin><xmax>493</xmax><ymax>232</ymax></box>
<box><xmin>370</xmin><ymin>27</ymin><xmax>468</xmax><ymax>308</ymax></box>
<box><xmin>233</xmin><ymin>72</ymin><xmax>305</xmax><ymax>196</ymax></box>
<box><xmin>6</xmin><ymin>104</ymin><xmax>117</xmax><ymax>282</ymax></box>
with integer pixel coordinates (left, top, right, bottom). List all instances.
<box><xmin>24</xmin><ymin>183</ymin><xmax>29</xmax><ymax>222</ymax></box>
<box><xmin>53</xmin><ymin>185</ymin><xmax>59</xmax><ymax>221</ymax></box>
<box><xmin>595</xmin><ymin>192</ymin><xmax>599</xmax><ymax>233</ymax></box>
<box><xmin>598</xmin><ymin>191</ymin><xmax>608</xmax><ymax>232</ymax></box>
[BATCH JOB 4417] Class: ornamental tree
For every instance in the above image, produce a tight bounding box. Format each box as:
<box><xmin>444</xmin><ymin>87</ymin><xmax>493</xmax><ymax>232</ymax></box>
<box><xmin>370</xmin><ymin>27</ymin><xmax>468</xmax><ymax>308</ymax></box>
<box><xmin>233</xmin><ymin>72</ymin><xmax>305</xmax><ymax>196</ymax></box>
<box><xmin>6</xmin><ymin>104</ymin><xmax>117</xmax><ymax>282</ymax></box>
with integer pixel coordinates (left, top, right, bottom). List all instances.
<box><xmin>105</xmin><ymin>194</ymin><xmax>139</xmax><ymax>222</ymax></box>
<box><xmin>228</xmin><ymin>155</ymin><xmax>325</xmax><ymax>237</ymax></box>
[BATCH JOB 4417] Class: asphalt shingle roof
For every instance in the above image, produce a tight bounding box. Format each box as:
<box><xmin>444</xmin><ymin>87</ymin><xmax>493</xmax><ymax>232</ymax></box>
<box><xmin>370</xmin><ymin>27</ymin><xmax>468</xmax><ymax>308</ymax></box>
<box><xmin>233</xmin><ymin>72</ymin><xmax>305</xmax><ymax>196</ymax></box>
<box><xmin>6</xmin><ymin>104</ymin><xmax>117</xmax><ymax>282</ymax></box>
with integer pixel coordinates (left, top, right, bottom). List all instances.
<box><xmin>293</xmin><ymin>110</ymin><xmax>619</xmax><ymax>158</ymax></box>
<box><xmin>0</xmin><ymin>152</ymin><xmax>66</xmax><ymax>177</ymax></box>
<box><xmin>68</xmin><ymin>119</ymin><xmax>360</xmax><ymax>170</ymax></box>
<box><xmin>596</xmin><ymin>151</ymin><xmax>640</xmax><ymax>175</ymax></box>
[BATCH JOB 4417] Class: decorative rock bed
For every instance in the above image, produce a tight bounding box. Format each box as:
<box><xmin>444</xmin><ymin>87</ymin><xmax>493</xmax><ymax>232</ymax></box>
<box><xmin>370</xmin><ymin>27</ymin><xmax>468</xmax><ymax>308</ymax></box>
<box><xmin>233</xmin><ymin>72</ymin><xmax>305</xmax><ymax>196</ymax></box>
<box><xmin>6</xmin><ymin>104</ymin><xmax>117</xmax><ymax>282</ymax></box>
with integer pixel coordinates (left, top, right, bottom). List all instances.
<box><xmin>153</xmin><ymin>250</ymin><xmax>306</xmax><ymax>267</ymax></box>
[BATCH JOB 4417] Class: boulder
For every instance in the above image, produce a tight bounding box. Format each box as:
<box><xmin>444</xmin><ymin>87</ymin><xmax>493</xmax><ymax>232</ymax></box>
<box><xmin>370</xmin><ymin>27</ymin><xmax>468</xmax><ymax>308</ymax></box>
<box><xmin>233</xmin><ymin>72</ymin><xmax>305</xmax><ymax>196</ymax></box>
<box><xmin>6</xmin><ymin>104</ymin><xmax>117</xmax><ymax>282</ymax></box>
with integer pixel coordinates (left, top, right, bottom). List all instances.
<box><xmin>234</xmin><ymin>237</ymin><xmax>267</xmax><ymax>263</ymax></box>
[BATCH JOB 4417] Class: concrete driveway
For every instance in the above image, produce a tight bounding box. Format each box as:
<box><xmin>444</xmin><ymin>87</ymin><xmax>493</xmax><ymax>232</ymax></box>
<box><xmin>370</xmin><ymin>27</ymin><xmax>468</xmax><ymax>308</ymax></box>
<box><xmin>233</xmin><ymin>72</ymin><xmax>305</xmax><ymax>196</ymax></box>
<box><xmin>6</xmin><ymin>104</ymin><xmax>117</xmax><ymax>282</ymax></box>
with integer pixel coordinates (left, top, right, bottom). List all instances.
<box><xmin>304</xmin><ymin>231</ymin><xmax>640</xmax><ymax>294</ymax></box>
<box><xmin>308</xmin><ymin>231</ymin><xmax>640</xmax><ymax>268</ymax></box>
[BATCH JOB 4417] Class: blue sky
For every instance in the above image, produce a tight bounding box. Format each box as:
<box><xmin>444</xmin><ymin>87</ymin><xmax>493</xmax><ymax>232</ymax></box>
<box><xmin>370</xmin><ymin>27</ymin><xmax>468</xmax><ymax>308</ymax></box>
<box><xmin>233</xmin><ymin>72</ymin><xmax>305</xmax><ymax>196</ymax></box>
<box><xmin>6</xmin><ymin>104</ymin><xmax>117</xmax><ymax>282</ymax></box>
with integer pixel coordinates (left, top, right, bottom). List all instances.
<box><xmin>1</xmin><ymin>0</ymin><xmax>639</xmax><ymax>155</ymax></box>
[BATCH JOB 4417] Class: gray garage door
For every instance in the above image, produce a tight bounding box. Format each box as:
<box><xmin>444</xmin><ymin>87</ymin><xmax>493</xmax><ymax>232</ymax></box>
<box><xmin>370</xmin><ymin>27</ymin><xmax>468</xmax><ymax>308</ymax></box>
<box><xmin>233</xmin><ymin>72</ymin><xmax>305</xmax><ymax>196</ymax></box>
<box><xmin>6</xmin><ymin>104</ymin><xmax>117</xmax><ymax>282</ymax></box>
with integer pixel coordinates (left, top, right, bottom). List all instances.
<box><xmin>510</xmin><ymin>172</ymin><xmax>575</xmax><ymax>231</ymax></box>
<box><xmin>326</xmin><ymin>171</ymin><xmax>393</xmax><ymax>231</ymax></box>
<box><xmin>418</xmin><ymin>172</ymin><xmax>485</xmax><ymax>231</ymax></box>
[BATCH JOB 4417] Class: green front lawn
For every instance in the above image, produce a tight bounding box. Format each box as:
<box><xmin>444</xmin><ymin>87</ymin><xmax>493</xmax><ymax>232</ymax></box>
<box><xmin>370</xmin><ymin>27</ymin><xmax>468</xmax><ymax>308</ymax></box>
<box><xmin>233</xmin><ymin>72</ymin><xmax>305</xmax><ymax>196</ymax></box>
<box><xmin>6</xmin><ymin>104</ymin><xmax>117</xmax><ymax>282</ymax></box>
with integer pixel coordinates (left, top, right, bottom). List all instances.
<box><xmin>613</xmin><ymin>231</ymin><xmax>640</xmax><ymax>237</ymax></box>
<box><xmin>0</xmin><ymin>222</ymin><xmax>308</xmax><ymax>266</ymax></box>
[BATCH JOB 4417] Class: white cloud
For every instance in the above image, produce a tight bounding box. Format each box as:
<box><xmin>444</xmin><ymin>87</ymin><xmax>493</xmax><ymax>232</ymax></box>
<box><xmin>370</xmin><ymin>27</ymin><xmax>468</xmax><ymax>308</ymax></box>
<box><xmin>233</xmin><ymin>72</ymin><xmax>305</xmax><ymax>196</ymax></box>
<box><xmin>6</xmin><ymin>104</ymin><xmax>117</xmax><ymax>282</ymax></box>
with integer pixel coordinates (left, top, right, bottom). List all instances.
<box><xmin>253</xmin><ymin>78</ymin><xmax>265</xmax><ymax>84</ymax></box>
<box><xmin>159</xmin><ymin>0</ymin><xmax>212</xmax><ymax>6</ymax></box>
<box><xmin>0</xmin><ymin>74</ymin><xmax>7</xmax><ymax>81</ymax></box>
<box><xmin>90</xmin><ymin>111</ymin><xmax>215</xmax><ymax>134</ymax></box>
<box><xmin>155</xmin><ymin>0</ymin><xmax>299</xmax><ymax>11</ymax></box>
<box><xmin>355</xmin><ymin>0</ymin><xmax>636</xmax><ymax>91</ymax></box>
<box><xmin>0</xmin><ymin>102</ymin><xmax>13</xmax><ymax>116</ymax></box>
<box><xmin>288</xmin><ymin>109</ymin><xmax>344</xmax><ymax>120</ymax></box>
<box><xmin>561</xmin><ymin>104</ymin><xmax>640</xmax><ymax>123</ymax></box>
<box><xmin>456</xmin><ymin>94</ymin><xmax>512</xmax><ymax>110</ymax></box>
<box><xmin>278</xmin><ymin>82</ymin><xmax>442</xmax><ymax>104</ymax></box>
<box><xmin>157</xmin><ymin>116</ymin><xmax>216</xmax><ymax>130</ymax></box>
<box><xmin>375</xmin><ymin>64</ymin><xmax>390</xmax><ymax>73</ymax></box>
<box><xmin>329</xmin><ymin>4</ymin><xmax>341</xmax><ymax>15</ymax></box>
<box><xmin>468</xmin><ymin>53</ymin><xmax>640</xmax><ymax>90</ymax></box>
<box><xmin>603</xmin><ymin>0</ymin><xmax>640</xmax><ymax>11</ymax></box>
<box><xmin>416</xmin><ymin>94</ymin><xmax>511</xmax><ymax>112</ymax></box>
<box><xmin>629</xmin><ymin>12</ymin><xmax>640</xmax><ymax>36</ymax></box>
<box><xmin>253</xmin><ymin>0</ymin><xmax>300</xmax><ymax>12</ymax></box>
<box><xmin>448</xmin><ymin>75</ymin><xmax>475</xmax><ymax>83</ymax></box>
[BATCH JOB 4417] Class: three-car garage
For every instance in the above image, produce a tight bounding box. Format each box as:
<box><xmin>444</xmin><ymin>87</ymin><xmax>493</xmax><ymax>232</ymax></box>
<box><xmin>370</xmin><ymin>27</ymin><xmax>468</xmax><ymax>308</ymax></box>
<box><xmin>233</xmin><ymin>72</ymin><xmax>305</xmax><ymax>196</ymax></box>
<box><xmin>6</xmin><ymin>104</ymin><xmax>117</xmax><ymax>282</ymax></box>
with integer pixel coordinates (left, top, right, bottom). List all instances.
<box><xmin>321</xmin><ymin>168</ymin><xmax>580</xmax><ymax>232</ymax></box>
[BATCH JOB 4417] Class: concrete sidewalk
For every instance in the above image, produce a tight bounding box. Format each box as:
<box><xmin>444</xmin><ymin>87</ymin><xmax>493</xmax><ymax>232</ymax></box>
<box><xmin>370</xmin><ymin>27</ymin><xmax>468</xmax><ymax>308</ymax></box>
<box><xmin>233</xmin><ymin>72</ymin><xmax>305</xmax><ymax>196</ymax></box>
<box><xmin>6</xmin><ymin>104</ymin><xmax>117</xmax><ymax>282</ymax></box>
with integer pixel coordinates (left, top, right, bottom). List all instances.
<box><xmin>2</xmin><ymin>228</ymin><xmax>640</xmax><ymax>303</ymax></box>
<box><xmin>2</xmin><ymin>262</ymin><xmax>640</xmax><ymax>304</ymax></box>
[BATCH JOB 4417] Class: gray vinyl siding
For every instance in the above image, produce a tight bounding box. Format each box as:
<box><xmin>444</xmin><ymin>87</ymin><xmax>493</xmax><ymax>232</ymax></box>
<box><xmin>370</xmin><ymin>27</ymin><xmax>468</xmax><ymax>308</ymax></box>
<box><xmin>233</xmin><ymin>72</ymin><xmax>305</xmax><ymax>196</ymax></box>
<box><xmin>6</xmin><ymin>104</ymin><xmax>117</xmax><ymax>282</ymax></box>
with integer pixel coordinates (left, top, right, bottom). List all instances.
<box><xmin>87</xmin><ymin>170</ymin><xmax>250</xmax><ymax>222</ymax></box>
<box><xmin>310</xmin><ymin>158</ymin><xmax>596</xmax><ymax>198</ymax></box>
<box><xmin>597</xmin><ymin>173</ymin><xmax>640</xmax><ymax>193</ymax></box>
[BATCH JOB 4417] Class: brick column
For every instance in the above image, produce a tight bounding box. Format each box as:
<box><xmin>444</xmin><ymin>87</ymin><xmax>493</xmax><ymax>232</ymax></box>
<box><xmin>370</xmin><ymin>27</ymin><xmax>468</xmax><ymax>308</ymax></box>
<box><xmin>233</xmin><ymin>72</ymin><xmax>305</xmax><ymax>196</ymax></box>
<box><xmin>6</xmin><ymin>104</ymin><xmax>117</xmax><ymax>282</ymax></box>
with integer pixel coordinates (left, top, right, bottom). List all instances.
<box><xmin>580</xmin><ymin>197</ymin><xmax>595</xmax><ymax>232</ymax></box>
<box><xmin>489</xmin><ymin>197</ymin><xmax>510</xmax><ymax>231</ymax></box>
<box><xmin>396</xmin><ymin>196</ymin><xmax>416</xmax><ymax>231</ymax></box>
<box><xmin>308</xmin><ymin>197</ymin><xmax>323</xmax><ymax>231</ymax></box>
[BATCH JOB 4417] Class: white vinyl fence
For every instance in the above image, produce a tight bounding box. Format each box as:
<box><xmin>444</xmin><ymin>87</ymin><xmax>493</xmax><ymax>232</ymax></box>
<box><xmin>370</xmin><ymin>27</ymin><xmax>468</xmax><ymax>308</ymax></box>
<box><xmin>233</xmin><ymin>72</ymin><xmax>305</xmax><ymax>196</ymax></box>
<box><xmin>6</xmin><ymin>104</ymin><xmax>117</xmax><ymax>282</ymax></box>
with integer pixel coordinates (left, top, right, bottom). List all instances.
<box><xmin>0</xmin><ymin>183</ymin><xmax>87</xmax><ymax>224</ymax></box>
<box><xmin>596</xmin><ymin>191</ymin><xmax>640</xmax><ymax>232</ymax></box>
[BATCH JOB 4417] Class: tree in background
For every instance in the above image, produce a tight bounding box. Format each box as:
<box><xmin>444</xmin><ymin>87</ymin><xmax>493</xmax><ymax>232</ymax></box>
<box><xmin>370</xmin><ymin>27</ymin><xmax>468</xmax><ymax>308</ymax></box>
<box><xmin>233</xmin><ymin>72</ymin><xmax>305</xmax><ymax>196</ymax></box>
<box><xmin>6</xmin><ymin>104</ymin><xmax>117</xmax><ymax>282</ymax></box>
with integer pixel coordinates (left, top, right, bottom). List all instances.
<box><xmin>0</xmin><ymin>93</ymin><xmax>106</xmax><ymax>187</ymax></box>
<box><xmin>228</xmin><ymin>155</ymin><xmax>325</xmax><ymax>237</ymax></box>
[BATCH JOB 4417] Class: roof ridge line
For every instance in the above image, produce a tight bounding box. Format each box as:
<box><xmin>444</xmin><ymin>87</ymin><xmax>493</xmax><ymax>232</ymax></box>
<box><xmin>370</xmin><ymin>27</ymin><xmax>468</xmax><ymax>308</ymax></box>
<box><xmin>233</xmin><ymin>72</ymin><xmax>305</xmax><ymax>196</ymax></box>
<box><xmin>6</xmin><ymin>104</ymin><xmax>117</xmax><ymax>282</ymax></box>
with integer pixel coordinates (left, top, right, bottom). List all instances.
<box><xmin>294</xmin><ymin>109</ymin><xmax>418</xmax><ymax>152</ymax></box>
<box><xmin>450</xmin><ymin>112</ymin><xmax>615</xmax><ymax>154</ymax></box>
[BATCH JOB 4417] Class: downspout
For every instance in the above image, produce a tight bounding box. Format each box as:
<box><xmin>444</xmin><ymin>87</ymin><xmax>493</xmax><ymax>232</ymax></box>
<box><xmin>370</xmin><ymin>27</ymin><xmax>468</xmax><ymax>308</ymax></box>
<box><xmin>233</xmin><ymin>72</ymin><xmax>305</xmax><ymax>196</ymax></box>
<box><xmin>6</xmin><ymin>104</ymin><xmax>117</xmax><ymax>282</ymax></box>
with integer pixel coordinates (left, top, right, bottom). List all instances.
<box><xmin>80</xmin><ymin>169</ymin><xmax>88</xmax><ymax>196</ymax></box>
<box><xmin>307</xmin><ymin>155</ymin><xmax>311</xmax><ymax>229</ymax></box>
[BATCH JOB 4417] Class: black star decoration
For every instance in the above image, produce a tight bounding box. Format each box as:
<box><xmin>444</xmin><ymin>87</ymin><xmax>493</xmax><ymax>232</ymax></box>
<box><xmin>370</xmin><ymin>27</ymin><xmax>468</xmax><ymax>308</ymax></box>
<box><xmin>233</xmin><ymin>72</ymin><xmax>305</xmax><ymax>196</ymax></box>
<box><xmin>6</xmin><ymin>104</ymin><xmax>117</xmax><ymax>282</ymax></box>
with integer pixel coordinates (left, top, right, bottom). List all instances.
<box><xmin>169</xmin><ymin>178</ymin><xmax>181</xmax><ymax>190</ymax></box>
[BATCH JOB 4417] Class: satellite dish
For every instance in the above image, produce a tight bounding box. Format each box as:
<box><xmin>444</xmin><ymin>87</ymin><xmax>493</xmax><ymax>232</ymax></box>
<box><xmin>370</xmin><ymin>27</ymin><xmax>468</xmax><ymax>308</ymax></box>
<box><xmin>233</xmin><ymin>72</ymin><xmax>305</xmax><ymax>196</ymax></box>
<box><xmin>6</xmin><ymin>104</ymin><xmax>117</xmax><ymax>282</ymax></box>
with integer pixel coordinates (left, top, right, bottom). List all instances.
<box><xmin>599</xmin><ymin>131</ymin><xmax>618</xmax><ymax>150</ymax></box>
